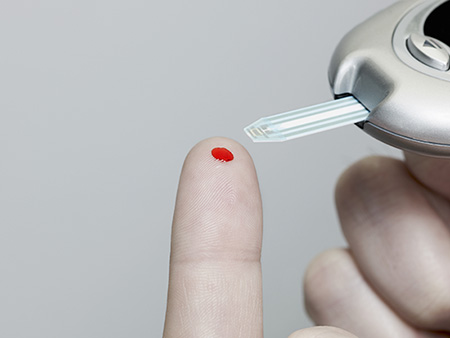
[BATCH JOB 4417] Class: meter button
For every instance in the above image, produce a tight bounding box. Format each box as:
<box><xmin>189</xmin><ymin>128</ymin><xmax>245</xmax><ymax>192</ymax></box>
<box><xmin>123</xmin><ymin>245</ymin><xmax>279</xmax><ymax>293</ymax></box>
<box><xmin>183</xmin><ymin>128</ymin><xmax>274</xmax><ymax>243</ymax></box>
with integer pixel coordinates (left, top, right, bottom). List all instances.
<box><xmin>407</xmin><ymin>33</ymin><xmax>450</xmax><ymax>71</ymax></box>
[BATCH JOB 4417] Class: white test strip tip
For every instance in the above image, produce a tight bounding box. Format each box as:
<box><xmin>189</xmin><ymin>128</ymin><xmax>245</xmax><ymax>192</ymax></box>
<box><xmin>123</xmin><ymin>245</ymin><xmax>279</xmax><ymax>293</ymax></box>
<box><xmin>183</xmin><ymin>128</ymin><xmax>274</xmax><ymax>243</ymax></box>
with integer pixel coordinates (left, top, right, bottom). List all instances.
<box><xmin>244</xmin><ymin>122</ymin><xmax>285</xmax><ymax>142</ymax></box>
<box><xmin>244</xmin><ymin>96</ymin><xmax>370</xmax><ymax>143</ymax></box>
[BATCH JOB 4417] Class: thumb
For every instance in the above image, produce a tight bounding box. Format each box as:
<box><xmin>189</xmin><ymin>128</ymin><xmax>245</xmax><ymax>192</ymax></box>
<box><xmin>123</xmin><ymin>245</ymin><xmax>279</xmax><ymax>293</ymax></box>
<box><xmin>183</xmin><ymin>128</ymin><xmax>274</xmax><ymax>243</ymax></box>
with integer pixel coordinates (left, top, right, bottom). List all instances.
<box><xmin>163</xmin><ymin>137</ymin><xmax>263</xmax><ymax>338</ymax></box>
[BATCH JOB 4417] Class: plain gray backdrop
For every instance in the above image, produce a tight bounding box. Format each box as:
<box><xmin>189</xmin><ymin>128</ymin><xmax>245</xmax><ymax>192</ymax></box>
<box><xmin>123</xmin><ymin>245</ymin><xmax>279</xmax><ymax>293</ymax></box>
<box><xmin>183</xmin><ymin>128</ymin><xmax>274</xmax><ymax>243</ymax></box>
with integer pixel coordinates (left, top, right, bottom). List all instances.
<box><xmin>0</xmin><ymin>0</ymin><xmax>400</xmax><ymax>337</ymax></box>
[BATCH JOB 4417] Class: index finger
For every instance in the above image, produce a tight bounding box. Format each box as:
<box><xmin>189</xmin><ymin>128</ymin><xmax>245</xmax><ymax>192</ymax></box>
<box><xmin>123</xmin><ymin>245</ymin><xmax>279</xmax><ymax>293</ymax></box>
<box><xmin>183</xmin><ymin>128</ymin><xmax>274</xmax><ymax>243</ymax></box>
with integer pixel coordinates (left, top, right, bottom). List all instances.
<box><xmin>163</xmin><ymin>137</ymin><xmax>264</xmax><ymax>338</ymax></box>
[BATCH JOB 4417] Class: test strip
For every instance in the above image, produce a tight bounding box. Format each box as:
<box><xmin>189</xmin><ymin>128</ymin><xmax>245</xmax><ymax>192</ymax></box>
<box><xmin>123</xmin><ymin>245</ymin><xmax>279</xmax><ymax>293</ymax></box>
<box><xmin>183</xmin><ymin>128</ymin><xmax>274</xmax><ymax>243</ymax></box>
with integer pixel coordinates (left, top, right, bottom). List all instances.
<box><xmin>244</xmin><ymin>96</ymin><xmax>370</xmax><ymax>142</ymax></box>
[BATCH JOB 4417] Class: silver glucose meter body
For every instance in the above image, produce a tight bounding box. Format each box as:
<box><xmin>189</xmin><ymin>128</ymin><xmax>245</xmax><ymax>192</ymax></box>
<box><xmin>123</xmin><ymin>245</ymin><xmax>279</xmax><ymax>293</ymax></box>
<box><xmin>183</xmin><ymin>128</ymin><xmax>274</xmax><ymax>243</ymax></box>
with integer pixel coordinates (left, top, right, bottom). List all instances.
<box><xmin>329</xmin><ymin>0</ymin><xmax>450</xmax><ymax>157</ymax></box>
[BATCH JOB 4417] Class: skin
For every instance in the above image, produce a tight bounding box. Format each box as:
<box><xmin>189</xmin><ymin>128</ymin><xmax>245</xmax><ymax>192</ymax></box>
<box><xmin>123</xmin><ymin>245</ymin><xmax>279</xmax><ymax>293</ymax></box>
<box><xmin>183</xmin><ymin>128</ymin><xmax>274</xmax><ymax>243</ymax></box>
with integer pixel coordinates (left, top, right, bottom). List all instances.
<box><xmin>163</xmin><ymin>137</ymin><xmax>450</xmax><ymax>337</ymax></box>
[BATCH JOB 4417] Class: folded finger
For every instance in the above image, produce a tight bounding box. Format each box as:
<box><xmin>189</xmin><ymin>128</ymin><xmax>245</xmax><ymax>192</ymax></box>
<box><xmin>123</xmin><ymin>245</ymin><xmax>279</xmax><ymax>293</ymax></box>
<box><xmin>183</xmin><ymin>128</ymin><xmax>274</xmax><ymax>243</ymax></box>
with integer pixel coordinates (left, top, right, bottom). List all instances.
<box><xmin>336</xmin><ymin>157</ymin><xmax>450</xmax><ymax>331</ymax></box>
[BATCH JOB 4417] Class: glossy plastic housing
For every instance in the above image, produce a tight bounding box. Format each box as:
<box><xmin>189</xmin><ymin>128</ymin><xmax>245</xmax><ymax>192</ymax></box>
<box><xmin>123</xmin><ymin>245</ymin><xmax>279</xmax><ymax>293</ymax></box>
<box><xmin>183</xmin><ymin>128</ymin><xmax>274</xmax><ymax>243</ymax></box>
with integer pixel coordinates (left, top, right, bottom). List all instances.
<box><xmin>329</xmin><ymin>0</ymin><xmax>450</xmax><ymax>157</ymax></box>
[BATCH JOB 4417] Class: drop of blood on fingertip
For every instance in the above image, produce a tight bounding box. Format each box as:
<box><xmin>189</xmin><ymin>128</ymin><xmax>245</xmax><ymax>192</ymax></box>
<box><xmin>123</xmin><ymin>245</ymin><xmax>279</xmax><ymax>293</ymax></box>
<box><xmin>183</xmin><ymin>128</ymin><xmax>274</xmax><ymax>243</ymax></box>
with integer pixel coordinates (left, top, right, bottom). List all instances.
<box><xmin>211</xmin><ymin>147</ymin><xmax>234</xmax><ymax>162</ymax></box>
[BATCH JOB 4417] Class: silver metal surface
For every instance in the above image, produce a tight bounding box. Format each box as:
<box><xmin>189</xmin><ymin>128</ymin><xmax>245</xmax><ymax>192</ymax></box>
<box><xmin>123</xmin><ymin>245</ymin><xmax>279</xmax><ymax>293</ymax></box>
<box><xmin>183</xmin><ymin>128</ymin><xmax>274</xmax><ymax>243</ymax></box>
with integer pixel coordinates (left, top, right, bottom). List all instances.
<box><xmin>406</xmin><ymin>33</ymin><xmax>450</xmax><ymax>71</ymax></box>
<box><xmin>393</xmin><ymin>0</ymin><xmax>450</xmax><ymax>81</ymax></box>
<box><xmin>329</xmin><ymin>0</ymin><xmax>450</xmax><ymax>157</ymax></box>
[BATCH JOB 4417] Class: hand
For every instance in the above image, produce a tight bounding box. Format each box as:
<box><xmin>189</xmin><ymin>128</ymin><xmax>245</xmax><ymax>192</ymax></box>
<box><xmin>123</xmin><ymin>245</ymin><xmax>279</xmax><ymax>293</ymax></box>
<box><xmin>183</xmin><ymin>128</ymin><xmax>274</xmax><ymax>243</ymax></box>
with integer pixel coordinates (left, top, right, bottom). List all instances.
<box><xmin>162</xmin><ymin>137</ymin><xmax>355</xmax><ymax>338</ymax></box>
<box><xmin>304</xmin><ymin>152</ymin><xmax>450</xmax><ymax>337</ymax></box>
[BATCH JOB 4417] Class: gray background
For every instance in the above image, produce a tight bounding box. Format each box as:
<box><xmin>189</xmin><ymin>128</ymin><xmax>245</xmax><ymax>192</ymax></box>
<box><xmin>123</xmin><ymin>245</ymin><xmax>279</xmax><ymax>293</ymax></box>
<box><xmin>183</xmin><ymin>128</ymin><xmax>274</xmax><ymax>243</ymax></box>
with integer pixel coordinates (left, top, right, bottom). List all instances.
<box><xmin>0</xmin><ymin>0</ymin><xmax>399</xmax><ymax>337</ymax></box>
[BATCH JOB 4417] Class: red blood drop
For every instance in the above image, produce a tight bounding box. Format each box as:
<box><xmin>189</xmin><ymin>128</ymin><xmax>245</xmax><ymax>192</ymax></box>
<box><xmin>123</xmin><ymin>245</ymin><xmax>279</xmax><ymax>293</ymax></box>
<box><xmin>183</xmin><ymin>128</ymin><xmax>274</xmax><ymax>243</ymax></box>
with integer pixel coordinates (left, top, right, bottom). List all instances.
<box><xmin>211</xmin><ymin>147</ymin><xmax>234</xmax><ymax>162</ymax></box>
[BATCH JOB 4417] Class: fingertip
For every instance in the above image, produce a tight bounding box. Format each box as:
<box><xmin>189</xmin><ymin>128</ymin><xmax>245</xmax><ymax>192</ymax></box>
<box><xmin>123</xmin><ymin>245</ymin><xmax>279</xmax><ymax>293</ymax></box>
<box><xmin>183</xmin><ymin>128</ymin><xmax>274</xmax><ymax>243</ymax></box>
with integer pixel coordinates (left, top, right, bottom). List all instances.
<box><xmin>288</xmin><ymin>326</ymin><xmax>357</xmax><ymax>338</ymax></box>
<box><xmin>172</xmin><ymin>136</ymin><xmax>262</xmax><ymax>263</ymax></box>
<box><xmin>183</xmin><ymin>136</ymin><xmax>255</xmax><ymax>171</ymax></box>
<box><xmin>303</xmin><ymin>249</ymin><xmax>354</xmax><ymax>323</ymax></box>
<box><xmin>304</xmin><ymin>249</ymin><xmax>351</xmax><ymax>289</ymax></box>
